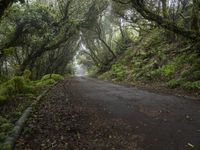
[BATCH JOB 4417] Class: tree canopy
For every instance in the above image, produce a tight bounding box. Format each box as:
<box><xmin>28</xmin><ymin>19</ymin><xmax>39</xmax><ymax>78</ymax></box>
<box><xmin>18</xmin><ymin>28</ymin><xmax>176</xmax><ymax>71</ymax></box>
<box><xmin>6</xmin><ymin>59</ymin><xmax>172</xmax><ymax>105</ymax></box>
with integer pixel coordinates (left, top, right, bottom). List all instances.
<box><xmin>0</xmin><ymin>0</ymin><xmax>199</xmax><ymax>79</ymax></box>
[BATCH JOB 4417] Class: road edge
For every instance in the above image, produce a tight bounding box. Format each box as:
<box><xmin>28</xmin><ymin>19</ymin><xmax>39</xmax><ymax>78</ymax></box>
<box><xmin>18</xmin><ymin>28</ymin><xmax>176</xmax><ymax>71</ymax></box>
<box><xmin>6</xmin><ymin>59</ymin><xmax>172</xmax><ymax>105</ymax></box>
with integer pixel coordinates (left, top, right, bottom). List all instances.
<box><xmin>2</xmin><ymin>81</ymin><xmax>61</xmax><ymax>150</ymax></box>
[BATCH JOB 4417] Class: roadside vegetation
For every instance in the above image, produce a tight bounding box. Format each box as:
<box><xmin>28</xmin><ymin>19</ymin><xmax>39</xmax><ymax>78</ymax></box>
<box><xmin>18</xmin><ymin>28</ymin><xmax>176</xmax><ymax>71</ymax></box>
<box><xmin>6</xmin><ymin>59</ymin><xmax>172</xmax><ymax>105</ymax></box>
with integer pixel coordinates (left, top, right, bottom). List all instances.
<box><xmin>0</xmin><ymin>0</ymin><xmax>89</xmax><ymax>146</ymax></box>
<box><xmin>99</xmin><ymin>28</ymin><xmax>200</xmax><ymax>91</ymax></box>
<box><xmin>0</xmin><ymin>72</ymin><xmax>63</xmax><ymax>147</ymax></box>
<box><xmin>76</xmin><ymin>0</ymin><xmax>200</xmax><ymax>93</ymax></box>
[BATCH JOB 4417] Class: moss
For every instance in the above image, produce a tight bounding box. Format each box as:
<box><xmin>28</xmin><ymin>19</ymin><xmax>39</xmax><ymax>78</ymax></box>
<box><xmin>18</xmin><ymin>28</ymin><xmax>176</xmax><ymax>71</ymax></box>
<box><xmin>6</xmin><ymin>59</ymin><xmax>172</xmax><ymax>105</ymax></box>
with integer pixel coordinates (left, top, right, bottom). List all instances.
<box><xmin>0</xmin><ymin>143</ymin><xmax>11</xmax><ymax>150</ymax></box>
<box><xmin>0</xmin><ymin>123</ymin><xmax>13</xmax><ymax>132</ymax></box>
<box><xmin>0</xmin><ymin>75</ymin><xmax>37</xmax><ymax>104</ymax></box>
<box><xmin>0</xmin><ymin>96</ymin><xmax>6</xmax><ymax>104</ymax></box>
<box><xmin>36</xmin><ymin>79</ymin><xmax>56</xmax><ymax>88</ymax></box>
<box><xmin>11</xmin><ymin>76</ymin><xmax>26</xmax><ymax>94</ymax></box>
<box><xmin>0</xmin><ymin>74</ymin><xmax>9</xmax><ymax>84</ymax></box>
<box><xmin>41</xmin><ymin>74</ymin><xmax>64</xmax><ymax>82</ymax></box>
<box><xmin>3</xmin><ymin>47</ymin><xmax>15</xmax><ymax>55</ymax></box>
<box><xmin>0</xmin><ymin>117</ymin><xmax>14</xmax><ymax>142</ymax></box>
<box><xmin>159</xmin><ymin>64</ymin><xmax>177</xmax><ymax>77</ymax></box>
<box><xmin>99</xmin><ymin>71</ymin><xmax>113</xmax><ymax>80</ymax></box>
<box><xmin>0</xmin><ymin>132</ymin><xmax>6</xmax><ymax>141</ymax></box>
<box><xmin>23</xmin><ymin>69</ymin><xmax>31</xmax><ymax>80</ymax></box>
<box><xmin>0</xmin><ymin>73</ymin><xmax>62</xmax><ymax>104</ymax></box>
<box><xmin>1</xmin><ymin>76</ymin><xmax>35</xmax><ymax>96</ymax></box>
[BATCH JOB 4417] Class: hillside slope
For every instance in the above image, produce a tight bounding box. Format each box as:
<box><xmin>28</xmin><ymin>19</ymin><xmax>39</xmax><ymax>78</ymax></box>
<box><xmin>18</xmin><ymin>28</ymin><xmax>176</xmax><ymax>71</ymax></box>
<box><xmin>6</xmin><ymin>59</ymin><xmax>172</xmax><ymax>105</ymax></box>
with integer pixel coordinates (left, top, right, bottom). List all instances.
<box><xmin>99</xmin><ymin>29</ymin><xmax>200</xmax><ymax>96</ymax></box>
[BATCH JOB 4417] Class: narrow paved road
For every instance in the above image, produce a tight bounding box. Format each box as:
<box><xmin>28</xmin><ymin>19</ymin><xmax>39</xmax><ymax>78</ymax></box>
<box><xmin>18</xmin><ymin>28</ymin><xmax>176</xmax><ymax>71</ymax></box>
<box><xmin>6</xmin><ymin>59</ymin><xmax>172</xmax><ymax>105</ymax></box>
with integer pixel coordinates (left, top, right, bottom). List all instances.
<box><xmin>16</xmin><ymin>77</ymin><xmax>200</xmax><ymax>150</ymax></box>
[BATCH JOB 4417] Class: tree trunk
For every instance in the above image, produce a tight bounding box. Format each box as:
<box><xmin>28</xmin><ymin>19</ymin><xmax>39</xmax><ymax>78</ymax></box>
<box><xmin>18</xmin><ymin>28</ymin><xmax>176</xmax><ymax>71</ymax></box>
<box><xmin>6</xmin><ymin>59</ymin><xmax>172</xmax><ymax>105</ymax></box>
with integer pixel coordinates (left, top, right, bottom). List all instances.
<box><xmin>191</xmin><ymin>0</ymin><xmax>200</xmax><ymax>32</ymax></box>
<box><xmin>161</xmin><ymin>0</ymin><xmax>167</xmax><ymax>18</ymax></box>
<box><xmin>99</xmin><ymin>37</ymin><xmax>116</xmax><ymax>58</ymax></box>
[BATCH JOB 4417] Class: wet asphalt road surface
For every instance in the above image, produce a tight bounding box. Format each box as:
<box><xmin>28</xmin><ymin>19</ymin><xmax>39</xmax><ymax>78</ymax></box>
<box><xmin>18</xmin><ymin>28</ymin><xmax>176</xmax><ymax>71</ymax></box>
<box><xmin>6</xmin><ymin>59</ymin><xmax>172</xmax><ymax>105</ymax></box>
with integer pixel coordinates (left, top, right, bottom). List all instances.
<box><xmin>16</xmin><ymin>77</ymin><xmax>200</xmax><ymax>150</ymax></box>
<box><xmin>69</xmin><ymin>77</ymin><xmax>200</xmax><ymax>150</ymax></box>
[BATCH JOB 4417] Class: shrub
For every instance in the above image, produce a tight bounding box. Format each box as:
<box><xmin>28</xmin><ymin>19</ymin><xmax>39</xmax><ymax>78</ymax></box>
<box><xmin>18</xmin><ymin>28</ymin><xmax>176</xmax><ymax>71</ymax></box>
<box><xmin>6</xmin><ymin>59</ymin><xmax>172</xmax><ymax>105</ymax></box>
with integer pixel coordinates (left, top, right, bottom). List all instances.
<box><xmin>182</xmin><ymin>70</ymin><xmax>200</xmax><ymax>81</ymax></box>
<box><xmin>111</xmin><ymin>64</ymin><xmax>127</xmax><ymax>81</ymax></box>
<box><xmin>0</xmin><ymin>117</ymin><xmax>14</xmax><ymax>142</ymax></box>
<box><xmin>182</xmin><ymin>81</ymin><xmax>200</xmax><ymax>90</ymax></box>
<box><xmin>167</xmin><ymin>78</ymin><xmax>186</xmax><ymax>89</ymax></box>
<box><xmin>153</xmin><ymin>64</ymin><xmax>177</xmax><ymax>78</ymax></box>
<box><xmin>160</xmin><ymin>64</ymin><xmax>176</xmax><ymax>77</ymax></box>
<box><xmin>0</xmin><ymin>96</ymin><xmax>6</xmax><ymax>104</ymax></box>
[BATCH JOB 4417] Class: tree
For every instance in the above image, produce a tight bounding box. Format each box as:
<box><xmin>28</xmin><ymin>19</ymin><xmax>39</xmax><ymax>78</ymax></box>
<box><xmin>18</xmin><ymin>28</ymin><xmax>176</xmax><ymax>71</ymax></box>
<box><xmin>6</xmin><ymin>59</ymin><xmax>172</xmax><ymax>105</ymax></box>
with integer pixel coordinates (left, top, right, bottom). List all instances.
<box><xmin>113</xmin><ymin>0</ymin><xmax>200</xmax><ymax>40</ymax></box>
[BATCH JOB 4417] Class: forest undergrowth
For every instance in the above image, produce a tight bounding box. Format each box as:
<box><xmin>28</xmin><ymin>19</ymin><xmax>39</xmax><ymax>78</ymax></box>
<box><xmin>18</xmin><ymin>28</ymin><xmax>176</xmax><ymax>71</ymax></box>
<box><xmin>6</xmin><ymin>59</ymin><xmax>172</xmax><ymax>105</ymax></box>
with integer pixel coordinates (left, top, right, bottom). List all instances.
<box><xmin>99</xmin><ymin>29</ymin><xmax>200</xmax><ymax>95</ymax></box>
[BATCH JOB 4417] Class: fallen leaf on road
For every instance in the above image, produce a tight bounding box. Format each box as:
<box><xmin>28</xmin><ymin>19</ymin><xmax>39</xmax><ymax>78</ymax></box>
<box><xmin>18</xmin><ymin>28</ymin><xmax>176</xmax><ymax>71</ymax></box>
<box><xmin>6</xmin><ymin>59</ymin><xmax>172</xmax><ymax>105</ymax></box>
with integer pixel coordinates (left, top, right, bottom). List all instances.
<box><xmin>187</xmin><ymin>143</ymin><xmax>194</xmax><ymax>148</ymax></box>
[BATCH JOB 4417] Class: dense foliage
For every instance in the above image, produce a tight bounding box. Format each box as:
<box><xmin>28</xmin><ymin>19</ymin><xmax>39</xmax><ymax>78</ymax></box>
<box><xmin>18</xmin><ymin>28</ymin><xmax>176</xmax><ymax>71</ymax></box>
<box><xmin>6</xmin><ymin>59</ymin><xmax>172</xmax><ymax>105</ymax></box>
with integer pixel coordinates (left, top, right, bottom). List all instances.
<box><xmin>78</xmin><ymin>0</ymin><xmax>200</xmax><ymax>91</ymax></box>
<box><xmin>99</xmin><ymin>28</ymin><xmax>200</xmax><ymax>90</ymax></box>
<box><xmin>0</xmin><ymin>0</ymin><xmax>199</xmax><ymax>87</ymax></box>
